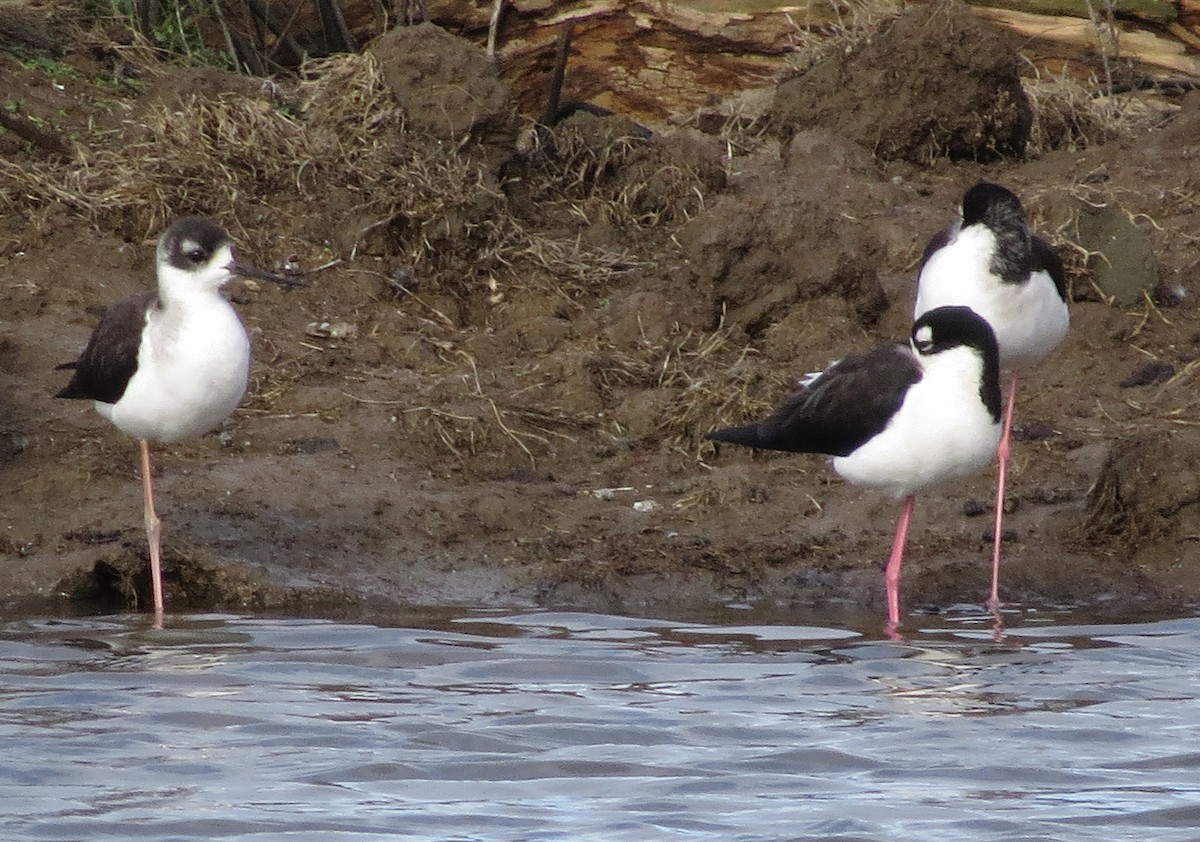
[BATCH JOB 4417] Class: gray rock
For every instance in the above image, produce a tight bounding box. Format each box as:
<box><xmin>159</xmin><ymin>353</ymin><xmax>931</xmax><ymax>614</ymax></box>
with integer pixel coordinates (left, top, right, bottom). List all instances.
<box><xmin>1075</xmin><ymin>204</ymin><xmax>1159</xmax><ymax>305</ymax></box>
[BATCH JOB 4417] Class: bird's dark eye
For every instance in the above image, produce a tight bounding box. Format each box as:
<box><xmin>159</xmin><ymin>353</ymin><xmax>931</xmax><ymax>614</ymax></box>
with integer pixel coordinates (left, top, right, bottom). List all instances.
<box><xmin>185</xmin><ymin>248</ymin><xmax>206</xmax><ymax>264</ymax></box>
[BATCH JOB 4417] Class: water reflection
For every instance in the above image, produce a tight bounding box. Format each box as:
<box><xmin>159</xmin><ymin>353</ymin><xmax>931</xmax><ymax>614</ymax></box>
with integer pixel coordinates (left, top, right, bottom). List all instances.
<box><xmin>0</xmin><ymin>606</ymin><xmax>1198</xmax><ymax>840</ymax></box>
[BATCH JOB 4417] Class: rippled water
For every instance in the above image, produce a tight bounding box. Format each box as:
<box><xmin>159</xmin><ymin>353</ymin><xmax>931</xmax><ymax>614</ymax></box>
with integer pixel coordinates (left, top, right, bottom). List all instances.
<box><xmin>2</xmin><ymin>605</ymin><xmax>1199</xmax><ymax>841</ymax></box>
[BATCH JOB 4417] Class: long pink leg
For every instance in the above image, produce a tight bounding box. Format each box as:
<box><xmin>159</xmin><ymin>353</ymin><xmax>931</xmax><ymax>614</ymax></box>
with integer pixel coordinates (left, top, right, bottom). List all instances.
<box><xmin>989</xmin><ymin>374</ymin><xmax>1020</xmax><ymax>614</ymax></box>
<box><xmin>139</xmin><ymin>440</ymin><xmax>165</xmax><ymax>627</ymax></box>
<box><xmin>884</xmin><ymin>494</ymin><xmax>916</xmax><ymax>637</ymax></box>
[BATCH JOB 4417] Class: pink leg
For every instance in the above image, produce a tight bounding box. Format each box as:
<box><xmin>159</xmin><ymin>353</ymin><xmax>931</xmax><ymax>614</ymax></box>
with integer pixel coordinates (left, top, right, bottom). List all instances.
<box><xmin>885</xmin><ymin>495</ymin><xmax>916</xmax><ymax>638</ymax></box>
<box><xmin>989</xmin><ymin>374</ymin><xmax>1020</xmax><ymax>615</ymax></box>
<box><xmin>139</xmin><ymin>440</ymin><xmax>165</xmax><ymax>628</ymax></box>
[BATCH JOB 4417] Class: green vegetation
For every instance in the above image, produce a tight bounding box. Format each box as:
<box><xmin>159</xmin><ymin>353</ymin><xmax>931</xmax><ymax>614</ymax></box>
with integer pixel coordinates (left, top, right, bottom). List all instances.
<box><xmin>85</xmin><ymin>0</ymin><xmax>234</xmax><ymax>68</ymax></box>
<box><xmin>18</xmin><ymin>56</ymin><xmax>84</xmax><ymax>81</ymax></box>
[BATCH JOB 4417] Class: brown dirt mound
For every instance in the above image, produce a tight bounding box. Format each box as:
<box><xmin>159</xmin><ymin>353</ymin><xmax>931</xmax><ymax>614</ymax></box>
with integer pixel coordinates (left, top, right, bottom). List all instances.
<box><xmin>679</xmin><ymin>130</ymin><xmax>901</xmax><ymax>337</ymax></box>
<box><xmin>771</xmin><ymin>1</ymin><xmax>1031</xmax><ymax>163</ymax></box>
<box><xmin>369</xmin><ymin>21</ymin><xmax>518</xmax><ymax>153</ymax></box>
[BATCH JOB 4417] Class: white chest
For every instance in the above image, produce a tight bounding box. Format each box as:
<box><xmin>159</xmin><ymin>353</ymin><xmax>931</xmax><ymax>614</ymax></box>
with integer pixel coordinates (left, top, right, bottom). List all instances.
<box><xmin>915</xmin><ymin>229</ymin><xmax>1068</xmax><ymax>370</ymax></box>
<box><xmin>101</xmin><ymin>296</ymin><xmax>251</xmax><ymax>443</ymax></box>
<box><xmin>832</xmin><ymin>346</ymin><xmax>1000</xmax><ymax>497</ymax></box>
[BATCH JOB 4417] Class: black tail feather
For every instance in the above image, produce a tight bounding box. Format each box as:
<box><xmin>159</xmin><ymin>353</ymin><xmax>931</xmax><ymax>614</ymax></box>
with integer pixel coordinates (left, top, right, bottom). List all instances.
<box><xmin>704</xmin><ymin>424</ymin><xmax>766</xmax><ymax>449</ymax></box>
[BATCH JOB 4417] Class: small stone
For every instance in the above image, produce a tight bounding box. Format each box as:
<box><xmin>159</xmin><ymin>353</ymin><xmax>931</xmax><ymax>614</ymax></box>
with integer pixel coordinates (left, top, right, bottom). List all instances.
<box><xmin>983</xmin><ymin>528</ymin><xmax>1019</xmax><ymax>543</ymax></box>
<box><xmin>962</xmin><ymin>499</ymin><xmax>988</xmax><ymax>517</ymax></box>
<box><xmin>286</xmin><ymin>436</ymin><xmax>341</xmax><ymax>455</ymax></box>
<box><xmin>1023</xmin><ymin>487</ymin><xmax>1079</xmax><ymax>505</ymax></box>
<box><xmin>1119</xmin><ymin>361</ymin><xmax>1174</xmax><ymax>388</ymax></box>
<box><xmin>1012</xmin><ymin>421</ymin><xmax>1056</xmax><ymax>441</ymax></box>
<box><xmin>305</xmin><ymin>321</ymin><xmax>357</xmax><ymax>340</ymax></box>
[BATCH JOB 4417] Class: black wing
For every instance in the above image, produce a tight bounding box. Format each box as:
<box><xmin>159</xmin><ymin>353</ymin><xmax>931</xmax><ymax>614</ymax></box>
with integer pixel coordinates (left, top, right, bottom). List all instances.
<box><xmin>56</xmin><ymin>291</ymin><xmax>156</xmax><ymax>404</ymax></box>
<box><xmin>916</xmin><ymin>222</ymin><xmax>956</xmax><ymax>278</ymax></box>
<box><xmin>1031</xmin><ymin>235</ymin><xmax>1067</xmax><ymax>303</ymax></box>
<box><xmin>707</xmin><ymin>343</ymin><xmax>921</xmax><ymax>458</ymax></box>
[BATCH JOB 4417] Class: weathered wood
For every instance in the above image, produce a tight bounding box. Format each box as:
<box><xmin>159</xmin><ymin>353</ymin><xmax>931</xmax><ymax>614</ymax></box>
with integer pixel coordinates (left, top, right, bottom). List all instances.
<box><xmin>420</xmin><ymin>0</ymin><xmax>842</xmax><ymax>121</ymax></box>
<box><xmin>416</xmin><ymin>0</ymin><xmax>1200</xmax><ymax>121</ymax></box>
<box><xmin>974</xmin><ymin>6</ymin><xmax>1200</xmax><ymax>76</ymax></box>
<box><xmin>966</xmin><ymin>0</ymin><xmax>1175</xmax><ymax>23</ymax></box>
<box><xmin>1169</xmin><ymin>20</ymin><xmax>1200</xmax><ymax>51</ymax></box>
<box><xmin>203</xmin><ymin>1</ymin><xmax>1200</xmax><ymax>122</ymax></box>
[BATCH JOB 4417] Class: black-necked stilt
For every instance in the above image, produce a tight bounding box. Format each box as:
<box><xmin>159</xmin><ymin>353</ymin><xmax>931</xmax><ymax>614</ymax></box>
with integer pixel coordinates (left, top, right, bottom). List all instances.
<box><xmin>914</xmin><ymin>182</ymin><xmax>1069</xmax><ymax>613</ymax></box>
<box><xmin>706</xmin><ymin>305</ymin><xmax>1002</xmax><ymax>634</ymax></box>
<box><xmin>56</xmin><ymin>216</ymin><xmax>301</xmax><ymax>624</ymax></box>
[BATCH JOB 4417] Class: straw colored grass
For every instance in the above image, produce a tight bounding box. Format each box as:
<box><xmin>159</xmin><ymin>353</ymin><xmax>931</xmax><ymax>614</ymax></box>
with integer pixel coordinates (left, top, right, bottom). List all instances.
<box><xmin>1020</xmin><ymin>63</ymin><xmax>1148</xmax><ymax>157</ymax></box>
<box><xmin>586</xmin><ymin>320</ymin><xmax>790</xmax><ymax>452</ymax></box>
<box><xmin>522</xmin><ymin>113</ymin><xmax>715</xmax><ymax>231</ymax></box>
<box><xmin>0</xmin><ymin>50</ymin><xmax>641</xmax><ymax>300</ymax></box>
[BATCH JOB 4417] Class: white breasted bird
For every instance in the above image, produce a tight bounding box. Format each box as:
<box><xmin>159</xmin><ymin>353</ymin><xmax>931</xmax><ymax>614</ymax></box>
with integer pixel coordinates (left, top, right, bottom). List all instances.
<box><xmin>914</xmin><ymin>182</ymin><xmax>1069</xmax><ymax>614</ymax></box>
<box><xmin>706</xmin><ymin>305</ymin><xmax>1002</xmax><ymax>635</ymax></box>
<box><xmin>56</xmin><ymin>216</ymin><xmax>302</xmax><ymax>624</ymax></box>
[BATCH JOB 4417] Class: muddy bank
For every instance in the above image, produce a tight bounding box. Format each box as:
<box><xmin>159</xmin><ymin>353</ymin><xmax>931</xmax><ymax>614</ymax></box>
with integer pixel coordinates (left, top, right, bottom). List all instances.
<box><xmin>2</xmin><ymin>2</ymin><xmax>1200</xmax><ymax>623</ymax></box>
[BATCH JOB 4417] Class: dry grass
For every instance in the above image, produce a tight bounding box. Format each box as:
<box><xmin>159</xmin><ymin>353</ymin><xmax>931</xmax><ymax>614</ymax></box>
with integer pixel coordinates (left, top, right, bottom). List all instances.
<box><xmin>522</xmin><ymin>113</ymin><xmax>715</xmax><ymax>231</ymax></box>
<box><xmin>1121</xmin><ymin>359</ymin><xmax>1200</xmax><ymax>430</ymax></box>
<box><xmin>402</xmin><ymin>399</ymin><xmax>585</xmax><ymax>468</ymax></box>
<box><xmin>781</xmin><ymin>0</ymin><xmax>905</xmax><ymax>76</ymax></box>
<box><xmin>706</xmin><ymin>105</ymin><xmax>775</xmax><ymax>163</ymax></box>
<box><xmin>25</xmin><ymin>94</ymin><xmax>310</xmax><ymax>241</ymax></box>
<box><xmin>296</xmin><ymin>54</ymin><xmax>652</xmax><ymax>298</ymax></box>
<box><xmin>370</xmin><ymin>318</ymin><xmax>786</xmax><ymax>466</ymax></box>
<box><xmin>295</xmin><ymin>52</ymin><xmax>395</xmax><ymax>137</ymax></box>
<box><xmin>585</xmin><ymin>320</ymin><xmax>789</xmax><ymax>451</ymax></box>
<box><xmin>486</xmin><ymin>230</ymin><xmax>646</xmax><ymax>308</ymax></box>
<box><xmin>0</xmin><ymin>49</ymin><xmax>643</xmax><ymax>301</ymax></box>
<box><xmin>523</xmin><ymin>115</ymin><xmax>644</xmax><ymax>199</ymax></box>
<box><xmin>1021</xmin><ymin>64</ymin><xmax>1136</xmax><ymax>157</ymax></box>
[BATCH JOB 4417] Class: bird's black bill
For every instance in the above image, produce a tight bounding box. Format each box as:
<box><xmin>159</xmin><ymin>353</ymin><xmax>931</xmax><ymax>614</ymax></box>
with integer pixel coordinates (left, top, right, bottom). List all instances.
<box><xmin>232</xmin><ymin>261</ymin><xmax>306</xmax><ymax>287</ymax></box>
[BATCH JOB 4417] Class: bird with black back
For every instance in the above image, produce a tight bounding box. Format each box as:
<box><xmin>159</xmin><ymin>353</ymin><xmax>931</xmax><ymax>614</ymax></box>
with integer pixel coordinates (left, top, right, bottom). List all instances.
<box><xmin>706</xmin><ymin>306</ymin><xmax>1002</xmax><ymax>637</ymax></box>
<box><xmin>57</xmin><ymin>216</ymin><xmax>302</xmax><ymax>626</ymax></box>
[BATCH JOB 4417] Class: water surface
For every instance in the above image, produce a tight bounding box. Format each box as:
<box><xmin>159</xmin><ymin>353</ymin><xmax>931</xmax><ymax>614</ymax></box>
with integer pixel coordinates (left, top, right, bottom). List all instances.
<box><xmin>1</xmin><ymin>606</ymin><xmax>1198</xmax><ymax>841</ymax></box>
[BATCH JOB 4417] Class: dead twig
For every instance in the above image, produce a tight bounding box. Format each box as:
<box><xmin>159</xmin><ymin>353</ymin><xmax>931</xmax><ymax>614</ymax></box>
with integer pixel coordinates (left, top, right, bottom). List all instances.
<box><xmin>0</xmin><ymin>106</ymin><xmax>72</xmax><ymax>159</ymax></box>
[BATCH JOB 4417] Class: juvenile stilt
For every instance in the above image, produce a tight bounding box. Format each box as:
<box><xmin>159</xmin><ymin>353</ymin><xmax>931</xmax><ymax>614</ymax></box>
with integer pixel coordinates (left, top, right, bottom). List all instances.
<box><xmin>56</xmin><ymin>217</ymin><xmax>301</xmax><ymax>622</ymax></box>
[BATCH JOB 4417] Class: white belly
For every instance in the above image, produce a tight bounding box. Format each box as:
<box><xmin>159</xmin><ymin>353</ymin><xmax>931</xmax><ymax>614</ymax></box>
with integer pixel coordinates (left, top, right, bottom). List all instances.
<box><xmin>832</xmin><ymin>347</ymin><xmax>1001</xmax><ymax>497</ymax></box>
<box><xmin>915</xmin><ymin>230</ymin><xmax>1069</xmax><ymax>371</ymax></box>
<box><xmin>99</xmin><ymin>299</ymin><xmax>250</xmax><ymax>443</ymax></box>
